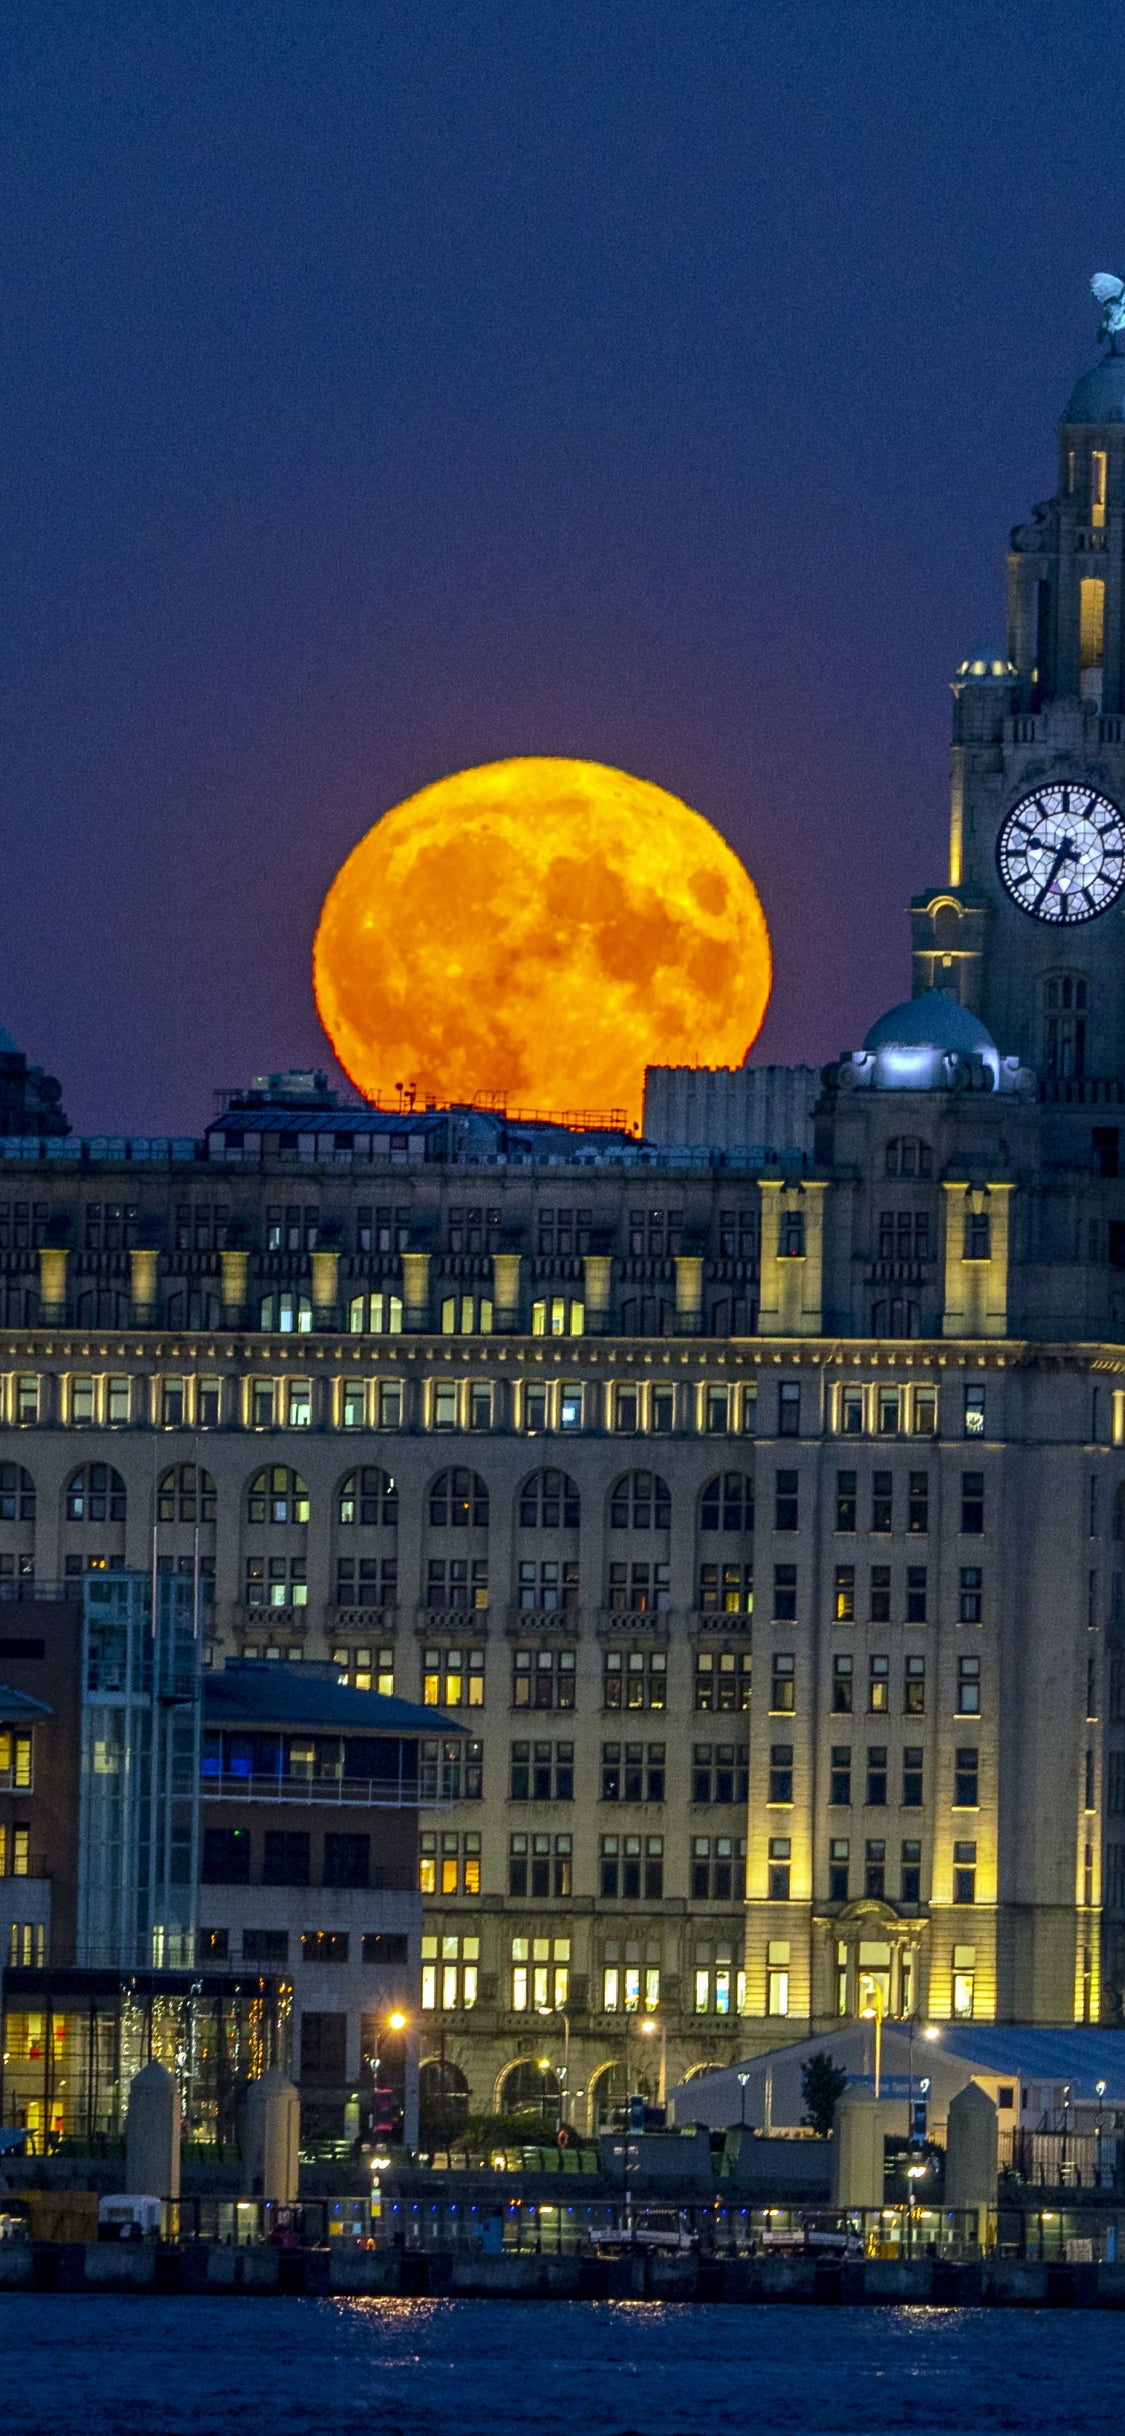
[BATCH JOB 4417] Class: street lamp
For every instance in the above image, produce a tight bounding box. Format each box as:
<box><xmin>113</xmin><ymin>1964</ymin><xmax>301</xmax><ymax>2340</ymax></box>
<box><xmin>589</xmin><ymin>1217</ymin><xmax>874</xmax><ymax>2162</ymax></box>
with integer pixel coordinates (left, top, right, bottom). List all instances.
<box><xmin>737</xmin><ymin>2070</ymin><xmax>751</xmax><ymax>2131</ymax></box>
<box><xmin>536</xmin><ymin>2055</ymin><xmax>555</xmax><ymax>2132</ymax></box>
<box><xmin>537</xmin><ymin>2003</ymin><xmax>571</xmax><ymax>2126</ymax></box>
<box><xmin>639</xmin><ymin>2014</ymin><xmax>667</xmax><ymax>2109</ymax></box>
<box><xmin>859</xmin><ymin>1973</ymin><xmax>884</xmax><ymax>2100</ymax></box>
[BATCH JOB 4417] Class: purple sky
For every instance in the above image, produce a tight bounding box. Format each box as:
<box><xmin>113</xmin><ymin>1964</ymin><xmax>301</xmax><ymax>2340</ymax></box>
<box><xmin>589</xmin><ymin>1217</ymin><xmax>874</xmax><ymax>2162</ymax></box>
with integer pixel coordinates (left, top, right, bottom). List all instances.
<box><xmin>1</xmin><ymin>1</ymin><xmax>1118</xmax><ymax>1133</ymax></box>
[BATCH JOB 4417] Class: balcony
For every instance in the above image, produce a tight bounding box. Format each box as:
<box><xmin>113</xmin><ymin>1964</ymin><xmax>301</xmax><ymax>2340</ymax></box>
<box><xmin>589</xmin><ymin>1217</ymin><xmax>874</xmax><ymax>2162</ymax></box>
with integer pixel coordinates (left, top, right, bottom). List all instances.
<box><xmin>201</xmin><ymin>1757</ymin><xmax>440</xmax><ymax>1807</ymax></box>
<box><xmin>328</xmin><ymin>1605</ymin><xmax>398</xmax><ymax>1636</ymax></box>
<box><xmin>505</xmin><ymin>1607</ymin><xmax>580</xmax><ymax>1637</ymax></box>
<box><xmin>596</xmin><ymin>1608</ymin><xmax>671</xmax><ymax>1639</ymax></box>
<box><xmin>415</xmin><ymin>1607</ymin><xmax>491</xmax><ymax>1637</ymax></box>
<box><xmin>691</xmin><ymin>1609</ymin><xmax>752</xmax><ymax>1636</ymax></box>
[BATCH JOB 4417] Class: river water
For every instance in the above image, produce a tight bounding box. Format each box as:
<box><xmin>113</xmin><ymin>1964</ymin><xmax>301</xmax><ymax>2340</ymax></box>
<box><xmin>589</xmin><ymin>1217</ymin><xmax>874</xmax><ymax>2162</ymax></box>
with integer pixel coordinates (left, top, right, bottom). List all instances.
<box><xmin>0</xmin><ymin>2295</ymin><xmax>1110</xmax><ymax>2434</ymax></box>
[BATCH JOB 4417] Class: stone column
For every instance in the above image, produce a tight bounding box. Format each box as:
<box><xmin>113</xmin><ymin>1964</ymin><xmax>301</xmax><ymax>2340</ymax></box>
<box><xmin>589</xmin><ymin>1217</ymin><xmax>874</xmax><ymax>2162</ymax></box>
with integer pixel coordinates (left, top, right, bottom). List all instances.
<box><xmin>831</xmin><ymin>2088</ymin><xmax>885</xmax><ymax>2211</ymax></box>
<box><xmin>245</xmin><ymin>2069</ymin><xmax>300</xmax><ymax>2206</ymax></box>
<box><xmin>492</xmin><ymin>1251</ymin><xmax>522</xmax><ymax>1333</ymax></box>
<box><xmin>310</xmin><ymin>1248</ymin><xmax>340</xmax><ymax>1329</ymax></box>
<box><xmin>674</xmin><ymin>1254</ymin><xmax>704</xmax><ymax>1335</ymax></box>
<box><xmin>944</xmin><ymin>2080</ymin><xmax>997</xmax><ymax>2248</ymax></box>
<box><xmin>220</xmin><ymin>1248</ymin><xmax>250</xmax><ymax>1328</ymax></box>
<box><xmin>583</xmin><ymin>1254</ymin><xmax>613</xmax><ymax>1335</ymax></box>
<box><xmin>129</xmin><ymin>1246</ymin><xmax>159</xmax><ymax>1326</ymax></box>
<box><xmin>37</xmin><ymin>1246</ymin><xmax>68</xmax><ymax>1325</ymax></box>
<box><xmin>401</xmin><ymin>1250</ymin><xmax>431</xmax><ymax>1332</ymax></box>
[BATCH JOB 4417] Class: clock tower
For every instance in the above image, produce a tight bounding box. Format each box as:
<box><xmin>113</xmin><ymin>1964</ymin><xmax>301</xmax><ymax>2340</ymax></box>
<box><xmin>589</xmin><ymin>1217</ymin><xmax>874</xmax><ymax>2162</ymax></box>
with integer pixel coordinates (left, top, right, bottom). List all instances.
<box><xmin>912</xmin><ymin>299</ymin><xmax>1125</xmax><ymax>1105</ymax></box>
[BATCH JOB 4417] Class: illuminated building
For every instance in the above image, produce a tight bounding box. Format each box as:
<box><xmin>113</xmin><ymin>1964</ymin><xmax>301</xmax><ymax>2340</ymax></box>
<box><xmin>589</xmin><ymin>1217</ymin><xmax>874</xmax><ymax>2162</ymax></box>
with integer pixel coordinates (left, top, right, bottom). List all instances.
<box><xmin>1</xmin><ymin>307</ymin><xmax>1125</xmax><ymax>2139</ymax></box>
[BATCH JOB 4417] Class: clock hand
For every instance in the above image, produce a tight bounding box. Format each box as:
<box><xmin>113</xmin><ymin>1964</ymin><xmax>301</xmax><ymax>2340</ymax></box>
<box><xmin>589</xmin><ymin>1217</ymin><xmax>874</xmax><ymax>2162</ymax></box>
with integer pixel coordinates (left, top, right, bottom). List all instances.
<box><xmin>1031</xmin><ymin>836</ymin><xmax>1076</xmax><ymax>914</ymax></box>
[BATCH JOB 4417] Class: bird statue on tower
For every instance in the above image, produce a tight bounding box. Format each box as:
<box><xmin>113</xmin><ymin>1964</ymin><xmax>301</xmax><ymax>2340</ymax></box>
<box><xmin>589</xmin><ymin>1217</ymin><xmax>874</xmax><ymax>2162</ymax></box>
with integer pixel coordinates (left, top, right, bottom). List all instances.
<box><xmin>1092</xmin><ymin>272</ymin><xmax>1125</xmax><ymax>352</ymax></box>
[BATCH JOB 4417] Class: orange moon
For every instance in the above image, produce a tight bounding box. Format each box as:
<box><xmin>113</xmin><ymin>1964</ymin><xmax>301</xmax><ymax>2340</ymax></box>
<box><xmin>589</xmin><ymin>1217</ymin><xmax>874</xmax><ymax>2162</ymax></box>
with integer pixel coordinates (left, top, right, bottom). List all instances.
<box><xmin>312</xmin><ymin>757</ymin><xmax>771</xmax><ymax>1127</ymax></box>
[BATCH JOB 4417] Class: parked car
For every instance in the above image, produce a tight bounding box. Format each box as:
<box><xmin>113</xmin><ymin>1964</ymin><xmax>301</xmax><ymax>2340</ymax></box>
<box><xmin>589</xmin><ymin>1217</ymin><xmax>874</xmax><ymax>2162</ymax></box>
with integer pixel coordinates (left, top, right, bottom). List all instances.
<box><xmin>760</xmin><ymin>2209</ymin><xmax>864</xmax><ymax>2260</ymax></box>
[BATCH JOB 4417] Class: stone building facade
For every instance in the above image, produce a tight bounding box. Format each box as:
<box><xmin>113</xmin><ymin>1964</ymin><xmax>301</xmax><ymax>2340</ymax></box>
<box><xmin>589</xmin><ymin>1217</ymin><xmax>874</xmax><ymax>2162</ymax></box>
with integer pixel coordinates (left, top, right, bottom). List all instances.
<box><xmin>2</xmin><ymin>307</ymin><xmax>1125</xmax><ymax>2134</ymax></box>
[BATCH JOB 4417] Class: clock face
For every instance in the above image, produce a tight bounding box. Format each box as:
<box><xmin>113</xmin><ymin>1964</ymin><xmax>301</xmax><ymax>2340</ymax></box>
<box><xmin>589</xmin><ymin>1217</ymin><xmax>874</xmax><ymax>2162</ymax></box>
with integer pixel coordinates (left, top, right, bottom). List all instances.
<box><xmin>997</xmin><ymin>783</ymin><xmax>1125</xmax><ymax>923</ymax></box>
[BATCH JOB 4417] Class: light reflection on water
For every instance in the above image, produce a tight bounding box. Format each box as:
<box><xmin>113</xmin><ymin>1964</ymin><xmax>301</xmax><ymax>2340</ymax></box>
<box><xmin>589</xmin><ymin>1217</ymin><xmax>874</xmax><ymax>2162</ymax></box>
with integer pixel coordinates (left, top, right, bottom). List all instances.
<box><xmin>0</xmin><ymin>2295</ymin><xmax>1114</xmax><ymax>2435</ymax></box>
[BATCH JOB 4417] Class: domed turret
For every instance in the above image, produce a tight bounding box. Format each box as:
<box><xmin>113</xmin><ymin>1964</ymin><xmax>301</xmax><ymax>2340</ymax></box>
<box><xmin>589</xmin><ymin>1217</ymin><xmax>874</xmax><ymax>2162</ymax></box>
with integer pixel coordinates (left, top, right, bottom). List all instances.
<box><xmin>862</xmin><ymin>990</ymin><xmax>998</xmax><ymax>1062</ymax></box>
<box><xmin>1061</xmin><ymin>356</ymin><xmax>1125</xmax><ymax>426</ymax></box>
<box><xmin>833</xmin><ymin>991</ymin><xmax>1032</xmax><ymax>1096</ymax></box>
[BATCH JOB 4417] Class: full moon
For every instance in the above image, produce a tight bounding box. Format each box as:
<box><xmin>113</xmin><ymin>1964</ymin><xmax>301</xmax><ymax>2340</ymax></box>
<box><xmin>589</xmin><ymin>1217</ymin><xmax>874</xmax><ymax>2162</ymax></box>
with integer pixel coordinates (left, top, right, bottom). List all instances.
<box><xmin>313</xmin><ymin>757</ymin><xmax>771</xmax><ymax>1127</ymax></box>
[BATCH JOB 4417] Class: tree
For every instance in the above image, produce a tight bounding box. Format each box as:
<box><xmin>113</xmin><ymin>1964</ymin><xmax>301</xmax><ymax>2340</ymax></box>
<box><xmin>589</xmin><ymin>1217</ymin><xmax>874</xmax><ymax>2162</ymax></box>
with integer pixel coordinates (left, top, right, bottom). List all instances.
<box><xmin>801</xmin><ymin>2051</ymin><xmax>848</xmax><ymax>2139</ymax></box>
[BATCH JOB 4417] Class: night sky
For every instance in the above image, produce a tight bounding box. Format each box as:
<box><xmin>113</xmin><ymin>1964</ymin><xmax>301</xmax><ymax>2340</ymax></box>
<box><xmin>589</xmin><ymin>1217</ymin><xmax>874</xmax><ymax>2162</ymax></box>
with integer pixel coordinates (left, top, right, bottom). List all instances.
<box><xmin>2</xmin><ymin>1</ymin><xmax>1121</xmax><ymax>1134</ymax></box>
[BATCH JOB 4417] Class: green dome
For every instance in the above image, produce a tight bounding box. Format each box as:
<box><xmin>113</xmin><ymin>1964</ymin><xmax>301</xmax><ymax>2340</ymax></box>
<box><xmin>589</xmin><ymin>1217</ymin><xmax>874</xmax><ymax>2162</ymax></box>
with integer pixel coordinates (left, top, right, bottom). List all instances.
<box><xmin>1061</xmin><ymin>356</ymin><xmax>1125</xmax><ymax>425</ymax></box>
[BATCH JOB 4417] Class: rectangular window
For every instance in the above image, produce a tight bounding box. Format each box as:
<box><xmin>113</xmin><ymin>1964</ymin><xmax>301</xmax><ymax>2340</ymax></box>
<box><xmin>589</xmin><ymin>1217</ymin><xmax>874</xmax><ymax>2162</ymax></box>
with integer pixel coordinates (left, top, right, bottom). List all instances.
<box><xmin>767</xmin><ymin>1839</ymin><xmax>791</xmax><ymax>1900</ymax></box>
<box><xmin>773</xmin><ymin>1564</ymin><xmax>797</xmax><ymax>1621</ymax></box>
<box><xmin>778</xmin><ymin>1381</ymin><xmax>801</xmax><ymax>1436</ymax></box>
<box><xmin>902</xmin><ymin>1746</ymin><xmax>924</xmax><ymax>1806</ymax></box>
<box><xmin>602</xmin><ymin>1648</ymin><xmax>665</xmax><ymax>1711</ymax></box>
<box><xmin>766</xmin><ymin>1938</ymin><xmax>791</xmax><ymax>2013</ymax></box>
<box><xmin>877</xmin><ymin>1388</ymin><xmax>900</xmax><ymax>1437</ymax></box>
<box><xmin>323</xmin><ymin>1833</ymin><xmax>369</xmax><ymax>1889</ymax></box>
<box><xmin>201</xmin><ymin>1828</ymin><xmax>251</xmax><ymax>1885</ymax></box>
<box><xmin>954</xmin><ymin>1746</ymin><xmax>979</xmax><ymax>1808</ymax></box>
<box><xmin>770</xmin><ymin>1652</ymin><xmax>795</xmax><ymax>1713</ymax></box>
<box><xmin>960</xmin><ymin>1471</ymin><xmax>984</xmax><ymax>1534</ymax></box>
<box><xmin>705</xmin><ymin>1385</ymin><xmax>730</xmax><ymax>1434</ymax></box>
<box><xmin>864</xmin><ymin>1839</ymin><xmax>886</xmax><ymax>1899</ymax></box>
<box><xmin>768</xmin><ymin>1743</ymin><xmax>793</xmax><ymax>1804</ymax></box>
<box><xmin>871</xmin><ymin>1472</ymin><xmax>892</xmax><ymax>1533</ymax></box>
<box><xmin>832</xmin><ymin>1654</ymin><xmax>853</xmax><ymax>1712</ymax></box>
<box><xmin>866</xmin><ymin>1746</ymin><xmax>887</xmax><ymax>1806</ymax></box>
<box><xmin>906</xmin><ymin>1566</ymin><xmax>927</xmax><ymax>1624</ymax></box>
<box><xmin>693</xmin><ymin>1647</ymin><xmax>752</xmax><ymax>1712</ymax></box>
<box><xmin>907</xmin><ymin>1471</ymin><xmax>928</xmax><ymax>1533</ymax></box>
<box><xmin>959</xmin><ymin>1566</ymin><xmax>983</xmax><ymax>1623</ymax></box>
<box><xmin>828</xmin><ymin>1839</ymin><xmax>850</xmax><ymax>1902</ymax></box>
<box><xmin>263</xmin><ymin>1831</ymin><xmax>310</xmax><ymax>1886</ymax></box>
<box><xmin>963</xmin><ymin>1386</ymin><xmax>985</xmax><ymax>1438</ymax></box>
<box><xmin>829</xmin><ymin>1746</ymin><xmax>851</xmax><ymax>1806</ymax></box>
<box><xmin>901</xmin><ymin>1839</ymin><xmax>922</xmax><ymax>1903</ymax></box>
<box><xmin>868</xmin><ymin>1654</ymin><xmax>889</xmax><ymax>1712</ymax></box>
<box><xmin>16</xmin><ymin>1377</ymin><xmax>40</xmax><ymax>1424</ymax></box>
<box><xmin>904</xmin><ymin>1654</ymin><xmax>925</xmax><ymax>1714</ymax></box>
<box><xmin>869</xmin><ymin>1565</ymin><xmax>891</xmax><ymax>1624</ymax></box>
<box><xmin>835</xmin><ymin>1470</ymin><xmax>857</xmax><ymax>1532</ymax></box>
<box><xmin>71</xmin><ymin>1375</ymin><xmax>96</xmax><ymax>1424</ymax></box>
<box><xmin>953</xmin><ymin>1845</ymin><xmax>977</xmax><ymax>1906</ymax></box>
<box><xmin>913</xmin><ymin>1384</ymin><xmax>937</xmax><ymax>1435</ymax></box>
<box><xmin>840</xmin><ymin>1385</ymin><xmax>864</xmax><ymax>1435</ymax></box>
<box><xmin>697</xmin><ymin>1559</ymin><xmax>753</xmax><ymax>1613</ymax></box>
<box><xmin>834</xmin><ymin>1565</ymin><xmax>855</xmax><ymax>1623</ymax></box>
<box><xmin>301</xmin><ymin>1931</ymin><xmax>350</xmax><ymax>1965</ymax></box>
<box><xmin>775</xmin><ymin>1469</ymin><xmax>798</xmax><ymax>1531</ymax></box>
<box><xmin>651</xmin><ymin>1385</ymin><xmax>674</xmax><ymax>1433</ymax></box>
<box><xmin>107</xmin><ymin>1376</ymin><xmax>130</xmax><ymax>1425</ymax></box>
<box><xmin>432</xmin><ymin>1382</ymin><xmax>458</xmax><ymax>1430</ymax></box>
<box><xmin>956</xmin><ymin>1655</ymin><xmax>981</xmax><ymax>1715</ymax></box>
<box><xmin>514</xmin><ymin>1647</ymin><xmax>577</xmax><ymax>1711</ymax></box>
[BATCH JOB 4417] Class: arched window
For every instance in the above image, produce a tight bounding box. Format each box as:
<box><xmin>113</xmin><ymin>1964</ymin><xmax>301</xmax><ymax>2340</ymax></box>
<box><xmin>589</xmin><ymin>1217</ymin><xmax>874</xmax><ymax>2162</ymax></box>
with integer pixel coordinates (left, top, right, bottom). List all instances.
<box><xmin>700</xmin><ymin>1473</ymin><xmax>754</xmax><ymax>1533</ymax></box>
<box><xmin>349</xmin><ymin>1292</ymin><xmax>403</xmax><ymax>1334</ymax></box>
<box><xmin>246</xmin><ymin>1468</ymin><xmax>309</xmax><ymax>1526</ymax></box>
<box><xmin>708</xmin><ymin>1296</ymin><xmax>756</xmax><ymax>1337</ymax></box>
<box><xmin>419</xmin><ymin>2058</ymin><xmax>470</xmax><ymax>2132</ymax></box>
<box><xmin>871</xmin><ymin>1298</ymin><xmax>919</xmax><ymax>1340</ymax></box>
<box><xmin>499</xmin><ymin>2058</ymin><xmax>560</xmax><ymax>2119</ymax></box>
<box><xmin>259</xmin><ymin>1292</ymin><xmax>312</xmax><ymax>1333</ymax></box>
<box><xmin>76</xmin><ymin>1288</ymin><xmax>129</xmax><ymax>1327</ymax></box>
<box><xmin>885</xmin><ymin>1138</ymin><xmax>932</xmax><ymax>1179</ymax></box>
<box><xmin>610</xmin><ymin>1471</ymin><xmax>671</xmax><ymax>1531</ymax></box>
<box><xmin>158</xmin><ymin>1465</ymin><xmax>216</xmax><ymax>1524</ymax></box>
<box><xmin>166</xmin><ymin>1289</ymin><xmax>222</xmax><ymax>1330</ymax></box>
<box><xmin>429</xmin><ymin>1469</ymin><xmax>489</xmax><ymax>1529</ymax></box>
<box><xmin>0</xmin><ymin>1287</ymin><xmax>37</xmax><ymax>1327</ymax></box>
<box><xmin>518</xmin><ymin>1469</ymin><xmax>580</xmax><ymax>1530</ymax></box>
<box><xmin>337</xmin><ymin>1468</ymin><xmax>398</xmax><ymax>1528</ymax></box>
<box><xmin>441</xmin><ymin>1295</ymin><xmax>493</xmax><ymax>1335</ymax></box>
<box><xmin>620</xmin><ymin>1294</ymin><xmax>671</xmax><ymax>1336</ymax></box>
<box><xmin>531</xmin><ymin>1296</ymin><xmax>585</xmax><ymax>1337</ymax></box>
<box><xmin>65</xmin><ymin>1465</ymin><xmax>126</xmax><ymax>1523</ymax></box>
<box><xmin>0</xmin><ymin>1465</ymin><xmax>35</xmax><ymax>1523</ymax></box>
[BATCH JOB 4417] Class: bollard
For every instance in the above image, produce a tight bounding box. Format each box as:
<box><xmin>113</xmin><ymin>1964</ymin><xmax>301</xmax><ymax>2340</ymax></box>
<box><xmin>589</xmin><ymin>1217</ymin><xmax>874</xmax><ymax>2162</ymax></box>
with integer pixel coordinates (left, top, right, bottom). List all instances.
<box><xmin>125</xmin><ymin>2059</ymin><xmax>181</xmax><ymax>2209</ymax></box>
<box><xmin>245</xmin><ymin>2069</ymin><xmax>300</xmax><ymax>2207</ymax></box>
<box><xmin>831</xmin><ymin>2089</ymin><xmax>885</xmax><ymax>2212</ymax></box>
